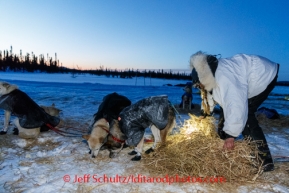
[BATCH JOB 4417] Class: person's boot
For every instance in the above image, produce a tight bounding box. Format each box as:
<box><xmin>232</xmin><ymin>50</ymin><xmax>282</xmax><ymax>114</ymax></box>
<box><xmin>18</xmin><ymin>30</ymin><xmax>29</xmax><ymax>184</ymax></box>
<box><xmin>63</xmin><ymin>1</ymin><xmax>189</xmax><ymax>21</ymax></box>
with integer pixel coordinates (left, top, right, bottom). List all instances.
<box><xmin>258</xmin><ymin>144</ymin><xmax>274</xmax><ymax>172</ymax></box>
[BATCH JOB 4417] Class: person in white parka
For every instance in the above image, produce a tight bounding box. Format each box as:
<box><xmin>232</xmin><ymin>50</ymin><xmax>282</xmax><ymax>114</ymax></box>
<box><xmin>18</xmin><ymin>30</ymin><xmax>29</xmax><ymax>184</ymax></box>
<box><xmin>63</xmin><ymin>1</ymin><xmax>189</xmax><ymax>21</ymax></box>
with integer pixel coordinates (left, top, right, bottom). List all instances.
<box><xmin>190</xmin><ymin>51</ymin><xmax>279</xmax><ymax>172</ymax></box>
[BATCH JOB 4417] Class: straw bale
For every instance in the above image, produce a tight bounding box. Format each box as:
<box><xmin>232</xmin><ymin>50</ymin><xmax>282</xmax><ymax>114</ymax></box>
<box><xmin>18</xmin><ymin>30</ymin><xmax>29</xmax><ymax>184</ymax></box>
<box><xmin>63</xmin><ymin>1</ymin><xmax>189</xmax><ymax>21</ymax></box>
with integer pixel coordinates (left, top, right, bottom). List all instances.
<box><xmin>142</xmin><ymin>114</ymin><xmax>263</xmax><ymax>182</ymax></box>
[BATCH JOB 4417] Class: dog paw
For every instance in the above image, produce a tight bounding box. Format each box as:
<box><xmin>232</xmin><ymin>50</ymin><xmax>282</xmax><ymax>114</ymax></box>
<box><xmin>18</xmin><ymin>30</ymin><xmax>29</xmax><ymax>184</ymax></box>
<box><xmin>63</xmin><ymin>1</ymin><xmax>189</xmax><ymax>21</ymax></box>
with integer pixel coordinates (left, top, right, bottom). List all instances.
<box><xmin>0</xmin><ymin>131</ymin><xmax>7</xmax><ymax>135</ymax></box>
<box><xmin>13</xmin><ymin>128</ymin><xmax>19</xmax><ymax>135</ymax></box>
<box><xmin>123</xmin><ymin>143</ymin><xmax>129</xmax><ymax>149</ymax></box>
<box><xmin>145</xmin><ymin>148</ymin><xmax>154</xmax><ymax>154</ymax></box>
<box><xmin>131</xmin><ymin>155</ymin><xmax>141</xmax><ymax>161</ymax></box>
<box><xmin>128</xmin><ymin>150</ymin><xmax>137</xmax><ymax>155</ymax></box>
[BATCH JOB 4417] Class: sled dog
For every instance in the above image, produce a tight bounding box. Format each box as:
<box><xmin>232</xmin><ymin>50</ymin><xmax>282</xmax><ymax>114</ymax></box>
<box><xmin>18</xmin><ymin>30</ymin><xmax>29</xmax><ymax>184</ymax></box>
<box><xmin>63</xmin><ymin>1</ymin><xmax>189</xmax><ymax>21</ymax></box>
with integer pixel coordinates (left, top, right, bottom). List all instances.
<box><xmin>82</xmin><ymin>118</ymin><xmax>118</xmax><ymax>158</ymax></box>
<box><xmin>0</xmin><ymin>81</ymin><xmax>60</xmax><ymax>138</ymax></box>
<box><xmin>106</xmin><ymin>96</ymin><xmax>176</xmax><ymax>161</ymax></box>
<box><xmin>82</xmin><ymin>92</ymin><xmax>131</xmax><ymax>158</ymax></box>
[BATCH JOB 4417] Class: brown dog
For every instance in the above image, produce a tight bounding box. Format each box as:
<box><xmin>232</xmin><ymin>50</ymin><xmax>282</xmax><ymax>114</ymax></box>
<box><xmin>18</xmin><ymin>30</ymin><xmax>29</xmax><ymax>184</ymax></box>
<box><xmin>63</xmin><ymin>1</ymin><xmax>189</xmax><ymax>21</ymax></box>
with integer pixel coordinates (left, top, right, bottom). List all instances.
<box><xmin>82</xmin><ymin>118</ymin><xmax>111</xmax><ymax>158</ymax></box>
<box><xmin>82</xmin><ymin>92</ymin><xmax>131</xmax><ymax>158</ymax></box>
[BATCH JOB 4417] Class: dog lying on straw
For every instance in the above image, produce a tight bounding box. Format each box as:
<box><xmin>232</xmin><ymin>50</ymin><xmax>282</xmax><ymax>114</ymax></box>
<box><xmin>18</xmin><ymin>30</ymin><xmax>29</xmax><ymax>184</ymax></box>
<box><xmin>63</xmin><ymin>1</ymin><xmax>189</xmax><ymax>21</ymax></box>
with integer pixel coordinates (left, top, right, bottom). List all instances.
<box><xmin>105</xmin><ymin>95</ymin><xmax>176</xmax><ymax>161</ymax></box>
<box><xmin>0</xmin><ymin>81</ymin><xmax>60</xmax><ymax>138</ymax></box>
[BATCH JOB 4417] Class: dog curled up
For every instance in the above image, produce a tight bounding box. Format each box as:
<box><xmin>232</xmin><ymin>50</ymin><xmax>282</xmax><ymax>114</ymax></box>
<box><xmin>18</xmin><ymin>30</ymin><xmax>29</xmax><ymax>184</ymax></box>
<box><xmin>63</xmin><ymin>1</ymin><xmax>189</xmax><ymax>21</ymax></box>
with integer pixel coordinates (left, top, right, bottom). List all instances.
<box><xmin>82</xmin><ymin>92</ymin><xmax>131</xmax><ymax>158</ymax></box>
<box><xmin>0</xmin><ymin>81</ymin><xmax>60</xmax><ymax>139</ymax></box>
<box><xmin>105</xmin><ymin>95</ymin><xmax>176</xmax><ymax>161</ymax></box>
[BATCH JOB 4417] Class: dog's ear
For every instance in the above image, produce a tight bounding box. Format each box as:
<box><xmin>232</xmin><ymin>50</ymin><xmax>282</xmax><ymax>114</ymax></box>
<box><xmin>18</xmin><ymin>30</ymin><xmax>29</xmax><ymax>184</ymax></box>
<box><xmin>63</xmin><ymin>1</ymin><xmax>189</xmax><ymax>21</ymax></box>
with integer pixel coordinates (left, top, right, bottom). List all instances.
<box><xmin>2</xmin><ymin>82</ymin><xmax>10</xmax><ymax>88</ymax></box>
<box><xmin>2</xmin><ymin>82</ymin><xmax>18</xmax><ymax>91</ymax></box>
<box><xmin>52</xmin><ymin>103</ymin><xmax>55</xmax><ymax>107</ymax></box>
<box><xmin>82</xmin><ymin>134</ymin><xmax>90</xmax><ymax>140</ymax></box>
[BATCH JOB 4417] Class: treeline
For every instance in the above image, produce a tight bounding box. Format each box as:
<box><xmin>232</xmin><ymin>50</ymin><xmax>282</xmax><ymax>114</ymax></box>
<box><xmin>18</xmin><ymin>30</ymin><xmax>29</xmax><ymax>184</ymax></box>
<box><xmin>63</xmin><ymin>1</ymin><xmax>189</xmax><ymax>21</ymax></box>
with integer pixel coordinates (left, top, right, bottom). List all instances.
<box><xmin>82</xmin><ymin>68</ymin><xmax>191</xmax><ymax>80</ymax></box>
<box><xmin>0</xmin><ymin>46</ymin><xmax>191</xmax><ymax>80</ymax></box>
<box><xmin>0</xmin><ymin>46</ymin><xmax>63</xmax><ymax>73</ymax></box>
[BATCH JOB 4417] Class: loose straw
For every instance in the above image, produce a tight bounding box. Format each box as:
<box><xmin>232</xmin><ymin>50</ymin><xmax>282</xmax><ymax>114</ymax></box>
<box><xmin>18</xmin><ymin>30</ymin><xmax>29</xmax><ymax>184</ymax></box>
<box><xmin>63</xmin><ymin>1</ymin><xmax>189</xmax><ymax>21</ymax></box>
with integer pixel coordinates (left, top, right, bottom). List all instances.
<box><xmin>142</xmin><ymin>114</ymin><xmax>263</xmax><ymax>182</ymax></box>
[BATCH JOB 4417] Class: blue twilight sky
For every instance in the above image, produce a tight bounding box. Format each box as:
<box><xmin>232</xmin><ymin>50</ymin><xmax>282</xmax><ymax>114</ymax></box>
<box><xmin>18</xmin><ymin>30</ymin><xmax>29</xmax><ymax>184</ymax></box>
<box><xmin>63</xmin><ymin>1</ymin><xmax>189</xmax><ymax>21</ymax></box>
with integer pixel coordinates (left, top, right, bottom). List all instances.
<box><xmin>0</xmin><ymin>0</ymin><xmax>289</xmax><ymax>80</ymax></box>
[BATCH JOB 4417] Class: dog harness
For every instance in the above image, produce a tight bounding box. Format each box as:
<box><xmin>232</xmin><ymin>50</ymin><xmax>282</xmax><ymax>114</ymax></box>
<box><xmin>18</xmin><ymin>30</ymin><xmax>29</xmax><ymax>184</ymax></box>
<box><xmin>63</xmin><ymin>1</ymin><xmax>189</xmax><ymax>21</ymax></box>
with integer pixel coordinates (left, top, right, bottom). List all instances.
<box><xmin>100</xmin><ymin>126</ymin><xmax>125</xmax><ymax>143</ymax></box>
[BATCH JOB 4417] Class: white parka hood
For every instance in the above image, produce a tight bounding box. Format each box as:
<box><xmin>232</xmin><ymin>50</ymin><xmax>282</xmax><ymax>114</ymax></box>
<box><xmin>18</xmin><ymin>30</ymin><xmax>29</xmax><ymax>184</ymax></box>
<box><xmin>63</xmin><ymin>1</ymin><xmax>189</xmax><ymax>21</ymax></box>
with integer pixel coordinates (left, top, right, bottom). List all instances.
<box><xmin>190</xmin><ymin>51</ymin><xmax>217</xmax><ymax>92</ymax></box>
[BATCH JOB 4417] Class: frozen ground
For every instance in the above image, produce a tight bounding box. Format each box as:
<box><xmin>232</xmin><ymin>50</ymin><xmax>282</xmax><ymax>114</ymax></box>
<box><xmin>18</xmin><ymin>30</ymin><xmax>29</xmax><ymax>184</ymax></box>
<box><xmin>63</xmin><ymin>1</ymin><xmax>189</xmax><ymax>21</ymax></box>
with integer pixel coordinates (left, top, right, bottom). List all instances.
<box><xmin>0</xmin><ymin>72</ymin><xmax>289</xmax><ymax>193</ymax></box>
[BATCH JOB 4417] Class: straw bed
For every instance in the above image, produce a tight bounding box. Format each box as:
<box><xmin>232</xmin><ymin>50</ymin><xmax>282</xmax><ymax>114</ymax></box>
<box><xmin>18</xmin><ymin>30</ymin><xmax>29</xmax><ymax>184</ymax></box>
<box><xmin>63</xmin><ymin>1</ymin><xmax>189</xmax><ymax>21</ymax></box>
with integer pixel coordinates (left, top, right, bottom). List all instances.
<box><xmin>142</xmin><ymin>114</ymin><xmax>263</xmax><ymax>182</ymax></box>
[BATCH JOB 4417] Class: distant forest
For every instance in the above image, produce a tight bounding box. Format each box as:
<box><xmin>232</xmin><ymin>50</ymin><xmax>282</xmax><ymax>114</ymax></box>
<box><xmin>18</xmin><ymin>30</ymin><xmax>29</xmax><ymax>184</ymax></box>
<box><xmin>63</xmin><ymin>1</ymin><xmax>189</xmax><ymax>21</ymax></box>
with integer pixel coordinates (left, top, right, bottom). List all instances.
<box><xmin>0</xmin><ymin>46</ymin><xmax>192</xmax><ymax>81</ymax></box>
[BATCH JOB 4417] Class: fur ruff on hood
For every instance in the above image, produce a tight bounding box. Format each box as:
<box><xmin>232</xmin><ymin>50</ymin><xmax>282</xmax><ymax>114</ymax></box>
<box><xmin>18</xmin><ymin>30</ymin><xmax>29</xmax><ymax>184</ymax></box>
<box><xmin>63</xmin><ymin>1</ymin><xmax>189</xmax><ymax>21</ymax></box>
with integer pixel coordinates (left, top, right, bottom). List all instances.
<box><xmin>190</xmin><ymin>51</ymin><xmax>217</xmax><ymax>91</ymax></box>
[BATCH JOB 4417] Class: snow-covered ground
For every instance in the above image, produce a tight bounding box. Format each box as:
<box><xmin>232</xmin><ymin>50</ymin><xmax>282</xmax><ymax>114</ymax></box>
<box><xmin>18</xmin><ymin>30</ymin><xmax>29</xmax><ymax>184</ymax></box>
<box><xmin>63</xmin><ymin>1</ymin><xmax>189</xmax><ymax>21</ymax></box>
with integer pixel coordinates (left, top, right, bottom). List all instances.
<box><xmin>0</xmin><ymin>72</ymin><xmax>190</xmax><ymax>86</ymax></box>
<box><xmin>0</xmin><ymin>72</ymin><xmax>289</xmax><ymax>193</ymax></box>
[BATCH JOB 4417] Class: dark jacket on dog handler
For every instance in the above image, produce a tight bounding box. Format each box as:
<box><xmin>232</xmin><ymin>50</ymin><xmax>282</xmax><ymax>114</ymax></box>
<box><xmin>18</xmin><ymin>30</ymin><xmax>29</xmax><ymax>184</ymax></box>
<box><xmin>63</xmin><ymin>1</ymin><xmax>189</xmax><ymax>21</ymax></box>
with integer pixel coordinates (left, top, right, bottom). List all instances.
<box><xmin>0</xmin><ymin>89</ymin><xmax>60</xmax><ymax>128</ymax></box>
<box><xmin>119</xmin><ymin>95</ymin><xmax>170</xmax><ymax>146</ymax></box>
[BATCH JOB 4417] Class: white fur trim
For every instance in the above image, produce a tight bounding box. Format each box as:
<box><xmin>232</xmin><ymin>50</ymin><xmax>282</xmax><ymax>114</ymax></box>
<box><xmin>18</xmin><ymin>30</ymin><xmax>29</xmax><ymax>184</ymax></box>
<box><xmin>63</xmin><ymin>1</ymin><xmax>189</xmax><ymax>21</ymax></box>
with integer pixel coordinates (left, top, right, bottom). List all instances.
<box><xmin>190</xmin><ymin>51</ymin><xmax>216</xmax><ymax>91</ymax></box>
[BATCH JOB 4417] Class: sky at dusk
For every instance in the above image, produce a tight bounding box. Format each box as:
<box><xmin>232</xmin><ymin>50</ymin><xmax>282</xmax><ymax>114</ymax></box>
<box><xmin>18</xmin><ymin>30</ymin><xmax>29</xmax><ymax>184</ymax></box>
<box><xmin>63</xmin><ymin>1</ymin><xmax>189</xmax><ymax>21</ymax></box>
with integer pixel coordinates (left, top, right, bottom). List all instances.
<box><xmin>0</xmin><ymin>0</ymin><xmax>289</xmax><ymax>80</ymax></box>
